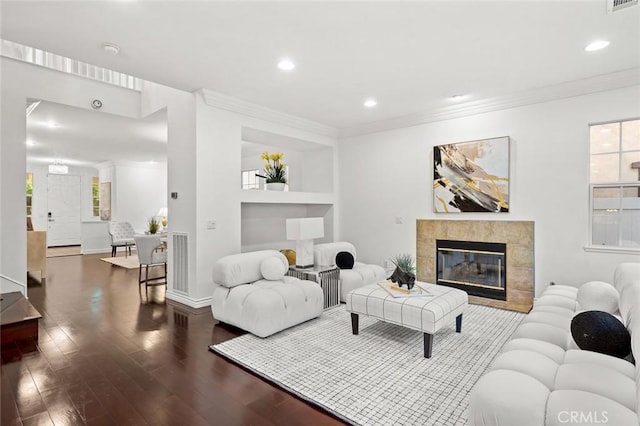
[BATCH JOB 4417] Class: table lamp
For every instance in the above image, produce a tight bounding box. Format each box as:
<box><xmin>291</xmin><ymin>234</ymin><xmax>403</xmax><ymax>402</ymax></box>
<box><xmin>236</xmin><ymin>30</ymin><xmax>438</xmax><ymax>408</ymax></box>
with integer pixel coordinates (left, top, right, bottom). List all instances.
<box><xmin>157</xmin><ymin>207</ymin><xmax>168</xmax><ymax>228</ymax></box>
<box><xmin>286</xmin><ymin>217</ymin><xmax>324</xmax><ymax>268</ymax></box>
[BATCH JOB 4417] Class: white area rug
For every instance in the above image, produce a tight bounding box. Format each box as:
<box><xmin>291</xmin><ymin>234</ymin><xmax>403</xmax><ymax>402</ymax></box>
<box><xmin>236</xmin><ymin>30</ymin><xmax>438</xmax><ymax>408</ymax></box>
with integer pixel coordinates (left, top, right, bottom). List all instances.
<box><xmin>211</xmin><ymin>304</ymin><xmax>524</xmax><ymax>426</ymax></box>
<box><xmin>100</xmin><ymin>255</ymin><xmax>140</xmax><ymax>269</ymax></box>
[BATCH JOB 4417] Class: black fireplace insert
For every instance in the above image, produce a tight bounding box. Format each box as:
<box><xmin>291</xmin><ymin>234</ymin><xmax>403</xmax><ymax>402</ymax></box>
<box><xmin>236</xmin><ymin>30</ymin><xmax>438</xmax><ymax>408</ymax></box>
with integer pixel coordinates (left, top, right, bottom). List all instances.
<box><xmin>436</xmin><ymin>239</ymin><xmax>507</xmax><ymax>301</ymax></box>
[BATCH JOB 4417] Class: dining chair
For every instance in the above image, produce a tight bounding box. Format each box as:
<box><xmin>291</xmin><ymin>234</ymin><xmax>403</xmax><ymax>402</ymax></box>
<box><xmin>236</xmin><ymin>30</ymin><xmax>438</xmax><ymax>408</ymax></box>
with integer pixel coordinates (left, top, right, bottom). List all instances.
<box><xmin>133</xmin><ymin>234</ymin><xmax>167</xmax><ymax>292</ymax></box>
<box><xmin>108</xmin><ymin>221</ymin><xmax>136</xmax><ymax>257</ymax></box>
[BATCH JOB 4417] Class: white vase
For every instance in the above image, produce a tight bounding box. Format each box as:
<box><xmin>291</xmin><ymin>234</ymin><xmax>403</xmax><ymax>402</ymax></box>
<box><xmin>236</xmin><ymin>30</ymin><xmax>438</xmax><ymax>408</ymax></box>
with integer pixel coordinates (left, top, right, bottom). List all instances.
<box><xmin>266</xmin><ymin>182</ymin><xmax>286</xmax><ymax>191</ymax></box>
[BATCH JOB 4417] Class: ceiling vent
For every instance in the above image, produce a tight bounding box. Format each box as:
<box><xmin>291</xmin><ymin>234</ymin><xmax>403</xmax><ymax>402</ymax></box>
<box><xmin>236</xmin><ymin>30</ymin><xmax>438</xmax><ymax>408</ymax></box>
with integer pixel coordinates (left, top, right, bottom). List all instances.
<box><xmin>607</xmin><ymin>0</ymin><xmax>638</xmax><ymax>13</ymax></box>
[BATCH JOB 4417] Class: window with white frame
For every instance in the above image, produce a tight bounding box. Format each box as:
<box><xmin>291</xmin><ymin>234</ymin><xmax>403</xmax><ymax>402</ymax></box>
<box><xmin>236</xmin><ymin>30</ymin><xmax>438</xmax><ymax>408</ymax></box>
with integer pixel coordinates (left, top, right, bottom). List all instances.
<box><xmin>589</xmin><ymin>118</ymin><xmax>640</xmax><ymax>249</ymax></box>
<box><xmin>241</xmin><ymin>169</ymin><xmax>261</xmax><ymax>189</ymax></box>
<box><xmin>92</xmin><ymin>176</ymin><xmax>100</xmax><ymax>217</ymax></box>
<box><xmin>26</xmin><ymin>172</ymin><xmax>33</xmax><ymax>217</ymax></box>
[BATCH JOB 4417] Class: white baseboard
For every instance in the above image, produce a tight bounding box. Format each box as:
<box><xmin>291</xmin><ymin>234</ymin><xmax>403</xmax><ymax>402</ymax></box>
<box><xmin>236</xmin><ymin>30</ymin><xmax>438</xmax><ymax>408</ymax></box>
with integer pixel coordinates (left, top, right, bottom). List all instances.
<box><xmin>81</xmin><ymin>247</ymin><xmax>138</xmax><ymax>255</ymax></box>
<box><xmin>166</xmin><ymin>290</ymin><xmax>212</xmax><ymax>309</ymax></box>
<box><xmin>81</xmin><ymin>247</ymin><xmax>112</xmax><ymax>255</ymax></box>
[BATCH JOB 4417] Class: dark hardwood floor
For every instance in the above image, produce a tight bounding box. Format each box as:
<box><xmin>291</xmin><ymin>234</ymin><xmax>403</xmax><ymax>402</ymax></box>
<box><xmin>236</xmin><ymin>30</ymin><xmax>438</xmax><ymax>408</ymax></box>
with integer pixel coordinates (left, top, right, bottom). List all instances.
<box><xmin>1</xmin><ymin>254</ymin><xmax>344</xmax><ymax>425</ymax></box>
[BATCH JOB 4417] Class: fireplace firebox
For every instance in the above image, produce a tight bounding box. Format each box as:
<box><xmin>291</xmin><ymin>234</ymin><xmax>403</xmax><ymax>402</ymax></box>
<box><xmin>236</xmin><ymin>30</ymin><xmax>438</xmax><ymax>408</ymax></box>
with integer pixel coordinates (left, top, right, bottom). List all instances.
<box><xmin>436</xmin><ymin>240</ymin><xmax>507</xmax><ymax>301</ymax></box>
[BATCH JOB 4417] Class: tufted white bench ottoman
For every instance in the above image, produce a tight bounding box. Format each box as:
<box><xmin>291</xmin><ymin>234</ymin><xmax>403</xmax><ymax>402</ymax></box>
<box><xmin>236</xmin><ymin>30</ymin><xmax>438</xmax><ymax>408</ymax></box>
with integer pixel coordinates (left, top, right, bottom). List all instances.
<box><xmin>211</xmin><ymin>250</ymin><xmax>324</xmax><ymax>338</ymax></box>
<box><xmin>346</xmin><ymin>282</ymin><xmax>468</xmax><ymax>358</ymax></box>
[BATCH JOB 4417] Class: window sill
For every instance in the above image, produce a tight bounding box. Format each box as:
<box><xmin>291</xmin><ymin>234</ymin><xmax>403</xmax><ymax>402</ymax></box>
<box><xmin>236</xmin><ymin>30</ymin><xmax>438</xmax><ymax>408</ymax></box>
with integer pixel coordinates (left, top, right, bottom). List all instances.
<box><xmin>583</xmin><ymin>245</ymin><xmax>640</xmax><ymax>255</ymax></box>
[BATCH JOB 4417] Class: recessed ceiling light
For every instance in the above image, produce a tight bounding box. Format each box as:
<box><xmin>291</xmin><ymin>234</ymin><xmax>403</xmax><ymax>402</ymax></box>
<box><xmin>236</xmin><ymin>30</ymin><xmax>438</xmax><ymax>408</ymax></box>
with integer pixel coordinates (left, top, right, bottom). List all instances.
<box><xmin>450</xmin><ymin>94</ymin><xmax>467</xmax><ymax>101</ymax></box>
<box><xmin>364</xmin><ymin>98</ymin><xmax>377</xmax><ymax>108</ymax></box>
<box><xmin>277</xmin><ymin>59</ymin><xmax>295</xmax><ymax>71</ymax></box>
<box><xmin>102</xmin><ymin>43</ymin><xmax>121</xmax><ymax>55</ymax></box>
<box><xmin>585</xmin><ymin>40</ymin><xmax>610</xmax><ymax>52</ymax></box>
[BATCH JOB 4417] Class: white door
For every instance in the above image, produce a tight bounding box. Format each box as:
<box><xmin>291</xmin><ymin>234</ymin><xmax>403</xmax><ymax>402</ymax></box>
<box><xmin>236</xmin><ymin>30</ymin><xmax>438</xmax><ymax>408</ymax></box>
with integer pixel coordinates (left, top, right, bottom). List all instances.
<box><xmin>47</xmin><ymin>174</ymin><xmax>82</xmax><ymax>247</ymax></box>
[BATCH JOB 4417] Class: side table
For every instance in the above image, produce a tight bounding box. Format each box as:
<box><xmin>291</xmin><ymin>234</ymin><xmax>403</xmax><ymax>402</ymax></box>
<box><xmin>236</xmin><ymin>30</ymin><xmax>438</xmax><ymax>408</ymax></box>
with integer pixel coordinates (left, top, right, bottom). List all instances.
<box><xmin>287</xmin><ymin>265</ymin><xmax>340</xmax><ymax>309</ymax></box>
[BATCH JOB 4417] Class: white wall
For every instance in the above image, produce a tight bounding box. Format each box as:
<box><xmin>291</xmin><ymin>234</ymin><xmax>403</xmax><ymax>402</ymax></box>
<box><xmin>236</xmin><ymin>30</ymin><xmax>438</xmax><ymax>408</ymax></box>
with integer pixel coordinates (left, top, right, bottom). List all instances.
<box><xmin>140</xmin><ymin>81</ymin><xmax>199</xmax><ymax>305</ymax></box>
<box><xmin>1</xmin><ymin>57</ymin><xmax>141</xmax><ymax>294</ymax></box>
<box><xmin>112</xmin><ymin>161</ymin><xmax>167</xmax><ymax>232</ymax></box>
<box><xmin>339</xmin><ymin>86</ymin><xmax>640</xmax><ymax>294</ymax></box>
<box><xmin>241</xmin><ymin>203</ymin><xmax>333</xmax><ymax>252</ymax></box>
<box><xmin>194</xmin><ymin>93</ymin><xmax>338</xmax><ymax>302</ymax></box>
<box><xmin>81</xmin><ymin>221</ymin><xmax>110</xmax><ymax>254</ymax></box>
<box><xmin>241</xmin><ymin>144</ymin><xmax>333</xmax><ymax>193</ymax></box>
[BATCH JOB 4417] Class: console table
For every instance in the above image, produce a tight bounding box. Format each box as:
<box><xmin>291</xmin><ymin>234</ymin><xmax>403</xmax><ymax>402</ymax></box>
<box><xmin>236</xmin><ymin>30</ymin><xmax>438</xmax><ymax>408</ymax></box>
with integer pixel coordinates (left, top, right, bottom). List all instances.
<box><xmin>287</xmin><ymin>265</ymin><xmax>340</xmax><ymax>309</ymax></box>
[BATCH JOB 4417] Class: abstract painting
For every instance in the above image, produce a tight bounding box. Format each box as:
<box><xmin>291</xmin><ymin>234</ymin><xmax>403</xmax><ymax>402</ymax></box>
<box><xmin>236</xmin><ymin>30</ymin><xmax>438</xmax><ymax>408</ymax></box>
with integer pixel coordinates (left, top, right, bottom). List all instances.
<box><xmin>433</xmin><ymin>136</ymin><xmax>510</xmax><ymax>213</ymax></box>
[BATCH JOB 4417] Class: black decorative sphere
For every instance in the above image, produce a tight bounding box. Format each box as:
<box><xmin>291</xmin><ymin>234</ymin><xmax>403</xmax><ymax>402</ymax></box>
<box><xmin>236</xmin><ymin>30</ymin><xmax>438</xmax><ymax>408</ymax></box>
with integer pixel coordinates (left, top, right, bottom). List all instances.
<box><xmin>570</xmin><ymin>311</ymin><xmax>631</xmax><ymax>359</ymax></box>
<box><xmin>335</xmin><ymin>251</ymin><xmax>354</xmax><ymax>269</ymax></box>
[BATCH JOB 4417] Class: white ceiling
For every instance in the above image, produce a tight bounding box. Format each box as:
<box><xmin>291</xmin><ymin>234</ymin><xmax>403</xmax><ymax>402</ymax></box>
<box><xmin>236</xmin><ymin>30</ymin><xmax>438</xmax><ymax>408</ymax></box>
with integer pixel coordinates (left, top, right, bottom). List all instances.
<box><xmin>27</xmin><ymin>100</ymin><xmax>167</xmax><ymax>167</ymax></box>
<box><xmin>3</xmin><ymin>1</ymin><xmax>640</xmax><ymax>132</ymax></box>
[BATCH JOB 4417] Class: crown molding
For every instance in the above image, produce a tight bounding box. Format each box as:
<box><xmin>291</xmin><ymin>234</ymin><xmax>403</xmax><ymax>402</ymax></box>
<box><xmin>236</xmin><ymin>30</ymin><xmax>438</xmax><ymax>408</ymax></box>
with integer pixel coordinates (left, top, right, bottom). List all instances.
<box><xmin>199</xmin><ymin>89</ymin><xmax>339</xmax><ymax>138</ymax></box>
<box><xmin>339</xmin><ymin>68</ymin><xmax>640</xmax><ymax>138</ymax></box>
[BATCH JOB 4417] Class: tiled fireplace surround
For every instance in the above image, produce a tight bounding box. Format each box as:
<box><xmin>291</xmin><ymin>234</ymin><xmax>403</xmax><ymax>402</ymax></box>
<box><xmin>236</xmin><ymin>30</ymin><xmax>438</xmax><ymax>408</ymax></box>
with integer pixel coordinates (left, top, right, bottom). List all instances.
<box><xmin>417</xmin><ymin>219</ymin><xmax>534</xmax><ymax>313</ymax></box>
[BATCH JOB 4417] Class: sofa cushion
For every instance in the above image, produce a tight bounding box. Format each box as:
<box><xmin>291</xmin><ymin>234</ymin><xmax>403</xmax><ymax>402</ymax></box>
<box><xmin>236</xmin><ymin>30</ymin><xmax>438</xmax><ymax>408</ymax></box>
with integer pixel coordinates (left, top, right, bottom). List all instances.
<box><xmin>570</xmin><ymin>311</ymin><xmax>631</xmax><ymax>358</ymax></box>
<box><xmin>339</xmin><ymin>263</ymin><xmax>387</xmax><ymax>301</ymax></box>
<box><xmin>490</xmin><ymin>349</ymin><xmax>559</xmax><ymax>389</ymax></box>
<box><xmin>469</xmin><ymin>370</ymin><xmax>550</xmax><ymax>426</ymax></box>
<box><xmin>563</xmin><ymin>349</ymin><xmax>636</xmax><ymax>380</ymax></box>
<box><xmin>212</xmin><ymin>250</ymin><xmax>288</xmax><ymax>288</ymax></box>
<box><xmin>501</xmin><ymin>338</ymin><xmax>566</xmax><ymax>364</ymax></box>
<box><xmin>534</xmin><ymin>294</ymin><xmax>578</xmax><ymax>311</ymax></box>
<box><xmin>314</xmin><ymin>241</ymin><xmax>356</xmax><ymax>266</ymax></box>
<box><xmin>577</xmin><ymin>280</ymin><xmax>619</xmax><ymax>313</ymax></box>
<box><xmin>545</xmin><ymin>390</ymin><xmax>638</xmax><ymax>426</ymax></box>
<box><xmin>211</xmin><ymin>277</ymin><xmax>323</xmax><ymax>337</ymax></box>
<box><xmin>554</xmin><ymin>363</ymin><xmax>636</xmax><ymax>411</ymax></box>
<box><xmin>613</xmin><ymin>262</ymin><xmax>640</xmax><ymax>292</ymax></box>
<box><xmin>335</xmin><ymin>251</ymin><xmax>354</xmax><ymax>269</ymax></box>
<box><xmin>260</xmin><ymin>256</ymin><xmax>287</xmax><ymax>281</ymax></box>
<box><xmin>512</xmin><ymin>322</ymin><xmax>572</xmax><ymax>349</ymax></box>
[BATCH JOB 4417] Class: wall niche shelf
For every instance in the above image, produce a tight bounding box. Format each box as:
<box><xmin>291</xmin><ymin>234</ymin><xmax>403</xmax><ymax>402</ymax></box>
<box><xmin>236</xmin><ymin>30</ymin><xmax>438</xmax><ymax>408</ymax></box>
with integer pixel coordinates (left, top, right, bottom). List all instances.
<box><xmin>239</xmin><ymin>126</ymin><xmax>335</xmax><ymax>253</ymax></box>
<box><xmin>240</xmin><ymin>190</ymin><xmax>334</xmax><ymax>205</ymax></box>
<box><xmin>241</xmin><ymin>127</ymin><xmax>334</xmax><ymax>194</ymax></box>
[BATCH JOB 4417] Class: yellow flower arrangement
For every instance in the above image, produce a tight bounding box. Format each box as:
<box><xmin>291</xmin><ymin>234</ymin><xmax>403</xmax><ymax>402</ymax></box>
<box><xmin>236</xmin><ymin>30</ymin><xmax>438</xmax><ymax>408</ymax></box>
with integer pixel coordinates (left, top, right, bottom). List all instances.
<box><xmin>257</xmin><ymin>151</ymin><xmax>287</xmax><ymax>183</ymax></box>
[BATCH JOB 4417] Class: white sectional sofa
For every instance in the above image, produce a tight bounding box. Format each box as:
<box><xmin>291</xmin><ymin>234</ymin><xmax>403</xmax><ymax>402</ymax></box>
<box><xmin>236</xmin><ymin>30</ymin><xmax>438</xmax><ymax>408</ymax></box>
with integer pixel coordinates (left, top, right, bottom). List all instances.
<box><xmin>211</xmin><ymin>250</ymin><xmax>324</xmax><ymax>338</ymax></box>
<box><xmin>313</xmin><ymin>241</ymin><xmax>386</xmax><ymax>302</ymax></box>
<box><xmin>469</xmin><ymin>262</ymin><xmax>640</xmax><ymax>426</ymax></box>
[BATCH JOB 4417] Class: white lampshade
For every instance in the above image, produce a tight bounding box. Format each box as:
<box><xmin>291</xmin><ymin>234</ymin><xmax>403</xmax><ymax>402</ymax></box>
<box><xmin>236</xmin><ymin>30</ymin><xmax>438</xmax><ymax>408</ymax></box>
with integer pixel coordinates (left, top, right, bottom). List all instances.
<box><xmin>157</xmin><ymin>207</ymin><xmax>168</xmax><ymax>228</ymax></box>
<box><xmin>286</xmin><ymin>217</ymin><xmax>324</xmax><ymax>241</ymax></box>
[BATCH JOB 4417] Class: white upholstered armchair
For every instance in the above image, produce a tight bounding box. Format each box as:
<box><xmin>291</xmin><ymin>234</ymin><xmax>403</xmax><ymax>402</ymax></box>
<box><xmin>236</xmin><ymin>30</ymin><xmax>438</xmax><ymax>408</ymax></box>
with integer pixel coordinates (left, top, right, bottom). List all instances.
<box><xmin>133</xmin><ymin>234</ymin><xmax>167</xmax><ymax>292</ymax></box>
<box><xmin>108</xmin><ymin>221</ymin><xmax>135</xmax><ymax>257</ymax></box>
<box><xmin>314</xmin><ymin>241</ymin><xmax>386</xmax><ymax>302</ymax></box>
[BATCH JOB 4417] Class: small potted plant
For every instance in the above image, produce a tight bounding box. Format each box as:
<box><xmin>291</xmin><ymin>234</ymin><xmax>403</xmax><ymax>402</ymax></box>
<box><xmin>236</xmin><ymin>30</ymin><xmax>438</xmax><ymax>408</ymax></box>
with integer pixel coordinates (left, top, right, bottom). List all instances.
<box><xmin>148</xmin><ymin>217</ymin><xmax>160</xmax><ymax>234</ymax></box>
<box><xmin>256</xmin><ymin>151</ymin><xmax>287</xmax><ymax>190</ymax></box>
<box><xmin>389</xmin><ymin>253</ymin><xmax>417</xmax><ymax>289</ymax></box>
